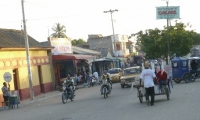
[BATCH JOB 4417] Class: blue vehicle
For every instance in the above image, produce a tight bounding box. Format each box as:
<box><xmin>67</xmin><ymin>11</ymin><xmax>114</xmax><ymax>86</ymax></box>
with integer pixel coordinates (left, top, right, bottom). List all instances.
<box><xmin>171</xmin><ymin>57</ymin><xmax>200</xmax><ymax>83</ymax></box>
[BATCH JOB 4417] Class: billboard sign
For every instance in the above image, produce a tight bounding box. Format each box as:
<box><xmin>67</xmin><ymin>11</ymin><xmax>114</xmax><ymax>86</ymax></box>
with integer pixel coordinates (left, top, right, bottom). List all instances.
<box><xmin>156</xmin><ymin>6</ymin><xmax>180</xmax><ymax>19</ymax></box>
<box><xmin>50</xmin><ymin>38</ymin><xmax>72</xmax><ymax>54</ymax></box>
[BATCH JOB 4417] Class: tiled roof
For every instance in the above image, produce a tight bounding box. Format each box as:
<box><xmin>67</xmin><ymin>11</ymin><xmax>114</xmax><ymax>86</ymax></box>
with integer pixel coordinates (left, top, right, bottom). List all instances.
<box><xmin>0</xmin><ymin>28</ymin><xmax>43</xmax><ymax>48</ymax></box>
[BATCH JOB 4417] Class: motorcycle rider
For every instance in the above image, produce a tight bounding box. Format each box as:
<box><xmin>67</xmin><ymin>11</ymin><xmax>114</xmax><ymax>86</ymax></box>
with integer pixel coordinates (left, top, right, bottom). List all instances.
<box><xmin>100</xmin><ymin>70</ymin><xmax>112</xmax><ymax>95</ymax></box>
<box><xmin>64</xmin><ymin>74</ymin><xmax>75</xmax><ymax>97</ymax></box>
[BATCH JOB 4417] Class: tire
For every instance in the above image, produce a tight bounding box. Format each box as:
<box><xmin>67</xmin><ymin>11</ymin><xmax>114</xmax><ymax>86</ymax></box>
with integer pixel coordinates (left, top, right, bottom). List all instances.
<box><xmin>70</xmin><ymin>98</ymin><xmax>74</xmax><ymax>101</ymax></box>
<box><xmin>190</xmin><ymin>74</ymin><xmax>196</xmax><ymax>82</ymax></box>
<box><xmin>104</xmin><ymin>87</ymin><xmax>106</xmax><ymax>99</ymax></box>
<box><xmin>174</xmin><ymin>79</ymin><xmax>181</xmax><ymax>83</ymax></box>
<box><xmin>70</xmin><ymin>94</ymin><xmax>74</xmax><ymax>101</ymax></box>
<box><xmin>183</xmin><ymin>74</ymin><xmax>191</xmax><ymax>83</ymax></box>
<box><xmin>165</xmin><ymin>87</ymin><xmax>170</xmax><ymax>100</ymax></box>
<box><xmin>121</xmin><ymin>84</ymin><xmax>124</xmax><ymax>88</ymax></box>
<box><xmin>62</xmin><ymin>93</ymin><xmax>67</xmax><ymax>104</ymax></box>
<box><xmin>138</xmin><ymin>90</ymin><xmax>143</xmax><ymax>103</ymax></box>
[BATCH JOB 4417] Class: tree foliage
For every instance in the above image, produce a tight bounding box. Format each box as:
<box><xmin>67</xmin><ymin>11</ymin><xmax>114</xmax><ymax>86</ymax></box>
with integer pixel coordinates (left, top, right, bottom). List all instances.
<box><xmin>193</xmin><ymin>32</ymin><xmax>200</xmax><ymax>45</ymax></box>
<box><xmin>132</xmin><ymin>21</ymin><xmax>195</xmax><ymax>59</ymax></box>
<box><xmin>71</xmin><ymin>38</ymin><xmax>86</xmax><ymax>46</ymax></box>
<box><xmin>51</xmin><ymin>23</ymin><xmax>67</xmax><ymax>38</ymax></box>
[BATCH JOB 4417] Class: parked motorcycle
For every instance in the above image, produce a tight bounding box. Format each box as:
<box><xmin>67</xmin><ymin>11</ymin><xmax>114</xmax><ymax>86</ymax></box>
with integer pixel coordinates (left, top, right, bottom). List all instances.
<box><xmin>62</xmin><ymin>80</ymin><xmax>75</xmax><ymax>104</ymax></box>
<box><xmin>101</xmin><ymin>79</ymin><xmax>110</xmax><ymax>99</ymax></box>
<box><xmin>90</xmin><ymin>76</ymin><xmax>96</xmax><ymax>87</ymax></box>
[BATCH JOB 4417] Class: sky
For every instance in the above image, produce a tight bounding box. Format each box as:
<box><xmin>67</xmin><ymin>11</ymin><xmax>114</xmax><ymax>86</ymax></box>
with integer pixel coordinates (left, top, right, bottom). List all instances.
<box><xmin>0</xmin><ymin>0</ymin><xmax>199</xmax><ymax>42</ymax></box>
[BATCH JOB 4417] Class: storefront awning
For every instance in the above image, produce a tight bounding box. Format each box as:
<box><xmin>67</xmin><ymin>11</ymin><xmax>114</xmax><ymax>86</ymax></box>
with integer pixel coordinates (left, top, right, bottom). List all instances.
<box><xmin>52</xmin><ymin>54</ymin><xmax>94</xmax><ymax>61</ymax></box>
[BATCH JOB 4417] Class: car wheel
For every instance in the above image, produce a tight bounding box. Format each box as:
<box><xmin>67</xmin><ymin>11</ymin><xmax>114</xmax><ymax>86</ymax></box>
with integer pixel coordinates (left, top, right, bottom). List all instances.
<box><xmin>121</xmin><ymin>84</ymin><xmax>124</xmax><ymax>88</ymax></box>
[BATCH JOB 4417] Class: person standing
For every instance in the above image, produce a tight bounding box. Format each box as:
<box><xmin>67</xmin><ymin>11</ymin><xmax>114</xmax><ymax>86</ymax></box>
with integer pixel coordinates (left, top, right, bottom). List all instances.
<box><xmin>1</xmin><ymin>82</ymin><xmax>10</xmax><ymax>106</ymax></box>
<box><xmin>86</xmin><ymin>72</ymin><xmax>90</xmax><ymax>87</ymax></box>
<box><xmin>93</xmin><ymin>70</ymin><xmax>99</xmax><ymax>84</ymax></box>
<box><xmin>139</xmin><ymin>61</ymin><xmax>156</xmax><ymax>106</ymax></box>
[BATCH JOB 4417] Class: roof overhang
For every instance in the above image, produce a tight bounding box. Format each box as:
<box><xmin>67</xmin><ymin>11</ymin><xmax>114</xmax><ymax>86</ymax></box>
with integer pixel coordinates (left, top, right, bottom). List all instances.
<box><xmin>0</xmin><ymin>47</ymin><xmax>53</xmax><ymax>51</ymax></box>
<box><xmin>52</xmin><ymin>54</ymin><xmax>94</xmax><ymax>61</ymax></box>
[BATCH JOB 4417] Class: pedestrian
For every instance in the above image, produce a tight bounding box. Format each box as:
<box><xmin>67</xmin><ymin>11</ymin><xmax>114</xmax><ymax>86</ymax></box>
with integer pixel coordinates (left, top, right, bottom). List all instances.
<box><xmin>139</xmin><ymin>61</ymin><xmax>156</xmax><ymax>106</ymax></box>
<box><xmin>93</xmin><ymin>70</ymin><xmax>99</xmax><ymax>84</ymax></box>
<box><xmin>77</xmin><ymin>69</ymin><xmax>81</xmax><ymax>85</ymax></box>
<box><xmin>1</xmin><ymin>82</ymin><xmax>10</xmax><ymax>106</ymax></box>
<box><xmin>81</xmin><ymin>70</ymin><xmax>86</xmax><ymax>83</ymax></box>
<box><xmin>86</xmin><ymin>72</ymin><xmax>90</xmax><ymax>87</ymax></box>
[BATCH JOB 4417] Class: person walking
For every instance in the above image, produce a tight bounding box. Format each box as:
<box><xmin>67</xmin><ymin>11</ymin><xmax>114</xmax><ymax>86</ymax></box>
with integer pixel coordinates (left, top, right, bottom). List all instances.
<box><xmin>139</xmin><ymin>61</ymin><xmax>156</xmax><ymax>106</ymax></box>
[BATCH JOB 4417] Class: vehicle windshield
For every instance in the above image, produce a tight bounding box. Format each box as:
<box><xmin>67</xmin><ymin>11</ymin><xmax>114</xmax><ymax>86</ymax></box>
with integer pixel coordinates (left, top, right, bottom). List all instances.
<box><xmin>108</xmin><ymin>69</ymin><xmax>119</xmax><ymax>74</ymax></box>
<box><xmin>123</xmin><ymin>68</ymin><xmax>141</xmax><ymax>75</ymax></box>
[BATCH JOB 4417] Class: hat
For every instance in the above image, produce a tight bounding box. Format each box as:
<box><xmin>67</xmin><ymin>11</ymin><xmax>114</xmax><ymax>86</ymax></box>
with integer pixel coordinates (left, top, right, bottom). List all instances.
<box><xmin>144</xmin><ymin>61</ymin><xmax>150</xmax><ymax>67</ymax></box>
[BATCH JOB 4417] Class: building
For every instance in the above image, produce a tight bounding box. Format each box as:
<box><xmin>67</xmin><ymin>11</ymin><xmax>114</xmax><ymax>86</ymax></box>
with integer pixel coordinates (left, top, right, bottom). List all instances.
<box><xmin>41</xmin><ymin>38</ymin><xmax>101</xmax><ymax>86</ymax></box>
<box><xmin>0</xmin><ymin>29</ymin><xmax>53</xmax><ymax>105</ymax></box>
<box><xmin>87</xmin><ymin>34</ymin><xmax>130</xmax><ymax>57</ymax></box>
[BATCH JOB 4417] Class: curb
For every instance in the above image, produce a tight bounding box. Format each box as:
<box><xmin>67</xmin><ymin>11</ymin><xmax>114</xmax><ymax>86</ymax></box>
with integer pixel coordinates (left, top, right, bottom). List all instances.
<box><xmin>0</xmin><ymin>86</ymin><xmax>87</xmax><ymax>111</ymax></box>
<box><xmin>21</xmin><ymin>86</ymin><xmax>85</xmax><ymax>105</ymax></box>
<box><xmin>0</xmin><ymin>106</ymin><xmax>8</xmax><ymax>111</ymax></box>
<box><xmin>22</xmin><ymin>92</ymin><xmax>62</xmax><ymax>105</ymax></box>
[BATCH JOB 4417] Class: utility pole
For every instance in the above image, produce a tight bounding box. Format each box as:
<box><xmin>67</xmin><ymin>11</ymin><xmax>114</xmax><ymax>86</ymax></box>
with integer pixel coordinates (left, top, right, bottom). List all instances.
<box><xmin>21</xmin><ymin>0</ymin><xmax>34</xmax><ymax>100</ymax></box>
<box><xmin>166</xmin><ymin>0</ymin><xmax>170</xmax><ymax>65</ymax></box>
<box><xmin>104</xmin><ymin>9</ymin><xmax>118</xmax><ymax>55</ymax></box>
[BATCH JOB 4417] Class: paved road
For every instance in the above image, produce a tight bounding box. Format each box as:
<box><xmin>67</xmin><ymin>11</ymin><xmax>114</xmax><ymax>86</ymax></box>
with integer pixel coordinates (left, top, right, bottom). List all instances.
<box><xmin>1</xmin><ymin>80</ymin><xmax>200</xmax><ymax>120</ymax></box>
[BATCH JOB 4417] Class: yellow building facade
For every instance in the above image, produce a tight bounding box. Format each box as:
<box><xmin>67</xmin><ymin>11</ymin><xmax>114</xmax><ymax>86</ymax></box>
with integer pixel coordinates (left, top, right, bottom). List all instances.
<box><xmin>0</xmin><ymin>48</ymin><xmax>53</xmax><ymax>105</ymax></box>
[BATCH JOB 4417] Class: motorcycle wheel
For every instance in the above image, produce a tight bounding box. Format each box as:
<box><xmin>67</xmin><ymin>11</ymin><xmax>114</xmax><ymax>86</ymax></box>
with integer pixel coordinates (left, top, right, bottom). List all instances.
<box><xmin>103</xmin><ymin>87</ymin><xmax>106</xmax><ymax>99</ymax></box>
<box><xmin>62</xmin><ymin>93</ymin><xmax>67</xmax><ymax>104</ymax></box>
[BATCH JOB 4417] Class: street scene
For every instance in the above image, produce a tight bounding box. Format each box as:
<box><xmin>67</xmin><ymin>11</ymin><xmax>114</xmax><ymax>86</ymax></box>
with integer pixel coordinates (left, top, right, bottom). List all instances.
<box><xmin>1</xmin><ymin>80</ymin><xmax>200</xmax><ymax>120</ymax></box>
<box><xmin>1</xmin><ymin>0</ymin><xmax>200</xmax><ymax>120</ymax></box>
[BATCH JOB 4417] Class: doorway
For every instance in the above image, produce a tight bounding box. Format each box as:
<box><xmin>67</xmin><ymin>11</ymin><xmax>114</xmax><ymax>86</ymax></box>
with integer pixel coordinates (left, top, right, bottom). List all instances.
<box><xmin>37</xmin><ymin>66</ymin><xmax>43</xmax><ymax>93</ymax></box>
<box><xmin>13</xmin><ymin>69</ymin><xmax>19</xmax><ymax>90</ymax></box>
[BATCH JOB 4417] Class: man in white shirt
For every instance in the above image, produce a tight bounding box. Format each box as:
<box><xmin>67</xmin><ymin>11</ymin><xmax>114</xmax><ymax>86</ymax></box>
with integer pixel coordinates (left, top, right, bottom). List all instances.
<box><xmin>93</xmin><ymin>71</ymin><xmax>99</xmax><ymax>83</ymax></box>
<box><xmin>140</xmin><ymin>61</ymin><xmax>156</xmax><ymax>106</ymax></box>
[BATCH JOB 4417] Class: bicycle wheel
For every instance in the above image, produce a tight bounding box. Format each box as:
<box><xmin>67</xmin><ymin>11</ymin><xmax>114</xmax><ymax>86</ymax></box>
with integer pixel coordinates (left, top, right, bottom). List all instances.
<box><xmin>138</xmin><ymin>88</ymin><xmax>143</xmax><ymax>103</ymax></box>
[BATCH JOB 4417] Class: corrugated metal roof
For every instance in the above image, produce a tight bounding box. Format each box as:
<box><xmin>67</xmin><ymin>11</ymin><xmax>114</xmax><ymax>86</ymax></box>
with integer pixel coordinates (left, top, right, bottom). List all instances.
<box><xmin>0</xmin><ymin>28</ymin><xmax>43</xmax><ymax>48</ymax></box>
<box><xmin>72</xmin><ymin>46</ymin><xmax>100</xmax><ymax>55</ymax></box>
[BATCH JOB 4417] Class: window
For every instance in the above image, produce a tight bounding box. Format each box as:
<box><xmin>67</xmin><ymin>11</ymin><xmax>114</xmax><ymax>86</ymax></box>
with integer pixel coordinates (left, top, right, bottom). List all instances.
<box><xmin>116</xmin><ymin>44</ymin><xmax>121</xmax><ymax>50</ymax></box>
<box><xmin>172</xmin><ymin>62</ymin><xmax>178</xmax><ymax>68</ymax></box>
<box><xmin>182</xmin><ymin>61</ymin><xmax>187</xmax><ymax>67</ymax></box>
<box><xmin>123</xmin><ymin>68</ymin><xmax>141</xmax><ymax>75</ymax></box>
<box><xmin>108</xmin><ymin>69</ymin><xmax>119</xmax><ymax>74</ymax></box>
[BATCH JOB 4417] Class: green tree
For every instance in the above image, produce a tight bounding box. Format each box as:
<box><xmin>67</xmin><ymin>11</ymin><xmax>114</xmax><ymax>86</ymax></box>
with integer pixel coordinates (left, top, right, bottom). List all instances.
<box><xmin>132</xmin><ymin>21</ymin><xmax>195</xmax><ymax>60</ymax></box>
<box><xmin>193</xmin><ymin>32</ymin><xmax>200</xmax><ymax>45</ymax></box>
<box><xmin>51</xmin><ymin>23</ymin><xmax>67</xmax><ymax>38</ymax></box>
<box><xmin>71</xmin><ymin>38</ymin><xmax>86</xmax><ymax>46</ymax></box>
<box><xmin>71</xmin><ymin>40</ymin><xmax>77</xmax><ymax>46</ymax></box>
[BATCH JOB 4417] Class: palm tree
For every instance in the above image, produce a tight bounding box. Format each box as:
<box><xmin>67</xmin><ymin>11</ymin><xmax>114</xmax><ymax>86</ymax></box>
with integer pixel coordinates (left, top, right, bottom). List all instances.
<box><xmin>51</xmin><ymin>23</ymin><xmax>67</xmax><ymax>38</ymax></box>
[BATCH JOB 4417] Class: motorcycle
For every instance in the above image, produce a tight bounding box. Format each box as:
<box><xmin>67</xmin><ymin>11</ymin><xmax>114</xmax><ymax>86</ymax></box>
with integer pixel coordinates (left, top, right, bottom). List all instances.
<box><xmin>62</xmin><ymin>80</ymin><xmax>75</xmax><ymax>104</ymax></box>
<box><xmin>90</xmin><ymin>76</ymin><xmax>96</xmax><ymax>87</ymax></box>
<box><xmin>101</xmin><ymin>79</ymin><xmax>110</xmax><ymax>99</ymax></box>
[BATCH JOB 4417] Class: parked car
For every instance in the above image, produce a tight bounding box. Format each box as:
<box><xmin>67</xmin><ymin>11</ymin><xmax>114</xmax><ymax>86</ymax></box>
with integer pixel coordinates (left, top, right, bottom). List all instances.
<box><xmin>107</xmin><ymin>68</ymin><xmax>122</xmax><ymax>82</ymax></box>
<box><xmin>120</xmin><ymin>66</ymin><xmax>141</xmax><ymax>88</ymax></box>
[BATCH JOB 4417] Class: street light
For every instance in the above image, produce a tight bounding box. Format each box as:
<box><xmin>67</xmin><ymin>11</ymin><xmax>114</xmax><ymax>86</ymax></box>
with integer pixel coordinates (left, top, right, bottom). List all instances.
<box><xmin>103</xmin><ymin>9</ymin><xmax>118</xmax><ymax>56</ymax></box>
